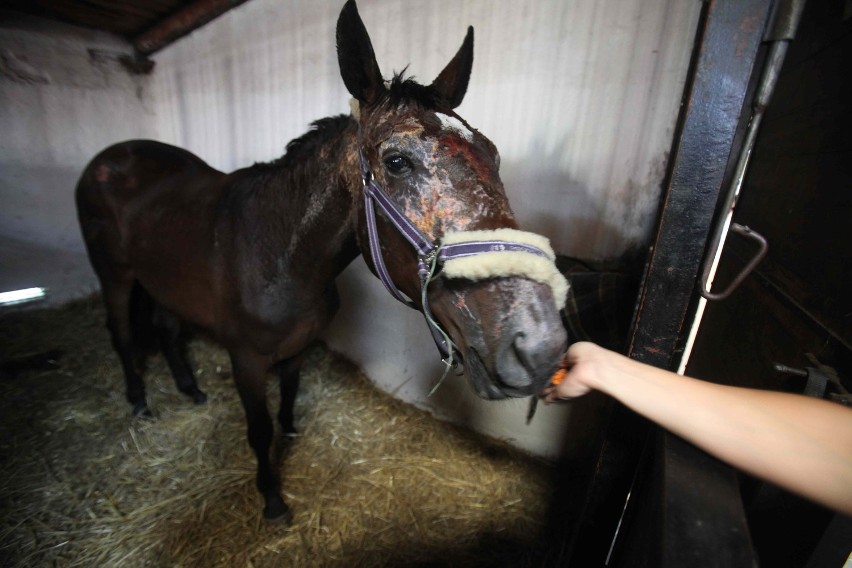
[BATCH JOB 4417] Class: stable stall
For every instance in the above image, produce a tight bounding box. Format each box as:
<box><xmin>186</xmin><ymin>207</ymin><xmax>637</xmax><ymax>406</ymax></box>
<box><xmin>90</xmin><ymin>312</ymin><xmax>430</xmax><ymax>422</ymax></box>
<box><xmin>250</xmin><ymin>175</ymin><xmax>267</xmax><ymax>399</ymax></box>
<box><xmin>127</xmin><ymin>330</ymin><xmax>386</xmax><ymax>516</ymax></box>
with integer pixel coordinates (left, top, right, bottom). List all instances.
<box><xmin>1</xmin><ymin>0</ymin><xmax>849</xmax><ymax>566</ymax></box>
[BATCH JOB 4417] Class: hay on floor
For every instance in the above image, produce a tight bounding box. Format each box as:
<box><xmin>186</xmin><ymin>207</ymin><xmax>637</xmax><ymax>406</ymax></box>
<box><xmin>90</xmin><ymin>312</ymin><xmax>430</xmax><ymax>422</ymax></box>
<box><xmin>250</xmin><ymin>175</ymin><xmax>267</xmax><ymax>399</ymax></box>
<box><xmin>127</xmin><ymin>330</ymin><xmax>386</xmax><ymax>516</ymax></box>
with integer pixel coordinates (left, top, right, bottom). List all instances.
<box><xmin>0</xmin><ymin>297</ymin><xmax>555</xmax><ymax>567</ymax></box>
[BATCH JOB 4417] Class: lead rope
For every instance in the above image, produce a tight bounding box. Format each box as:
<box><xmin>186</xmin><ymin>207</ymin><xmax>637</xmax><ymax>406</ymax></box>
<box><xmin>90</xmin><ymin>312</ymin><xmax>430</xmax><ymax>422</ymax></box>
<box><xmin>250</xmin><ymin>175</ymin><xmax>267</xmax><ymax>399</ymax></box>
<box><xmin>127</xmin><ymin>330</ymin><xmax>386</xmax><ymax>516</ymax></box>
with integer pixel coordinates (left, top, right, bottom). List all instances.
<box><xmin>421</xmin><ymin>247</ymin><xmax>460</xmax><ymax>396</ymax></box>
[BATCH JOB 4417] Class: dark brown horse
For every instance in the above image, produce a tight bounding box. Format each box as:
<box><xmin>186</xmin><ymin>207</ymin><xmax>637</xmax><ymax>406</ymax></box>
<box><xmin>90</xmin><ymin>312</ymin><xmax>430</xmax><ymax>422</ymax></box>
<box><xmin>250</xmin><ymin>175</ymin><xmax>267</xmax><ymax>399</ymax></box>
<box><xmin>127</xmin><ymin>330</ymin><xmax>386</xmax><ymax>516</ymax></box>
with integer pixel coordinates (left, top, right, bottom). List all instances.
<box><xmin>76</xmin><ymin>0</ymin><xmax>567</xmax><ymax>521</ymax></box>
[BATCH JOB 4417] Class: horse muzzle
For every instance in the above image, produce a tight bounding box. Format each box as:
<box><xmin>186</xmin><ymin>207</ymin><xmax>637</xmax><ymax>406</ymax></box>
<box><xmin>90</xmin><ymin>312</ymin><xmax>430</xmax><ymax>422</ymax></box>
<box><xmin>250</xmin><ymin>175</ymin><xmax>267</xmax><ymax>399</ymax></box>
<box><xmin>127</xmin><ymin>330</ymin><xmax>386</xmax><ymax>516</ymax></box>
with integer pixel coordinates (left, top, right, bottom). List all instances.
<box><xmin>433</xmin><ymin>276</ymin><xmax>568</xmax><ymax>400</ymax></box>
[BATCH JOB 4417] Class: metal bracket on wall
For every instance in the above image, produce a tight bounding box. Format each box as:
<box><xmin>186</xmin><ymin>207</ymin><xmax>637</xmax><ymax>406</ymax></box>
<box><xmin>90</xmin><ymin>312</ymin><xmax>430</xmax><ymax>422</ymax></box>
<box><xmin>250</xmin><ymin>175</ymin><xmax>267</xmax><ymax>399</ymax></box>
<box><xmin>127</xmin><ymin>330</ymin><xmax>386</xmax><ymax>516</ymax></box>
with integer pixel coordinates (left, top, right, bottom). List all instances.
<box><xmin>700</xmin><ymin>223</ymin><xmax>768</xmax><ymax>301</ymax></box>
<box><xmin>774</xmin><ymin>356</ymin><xmax>852</xmax><ymax>405</ymax></box>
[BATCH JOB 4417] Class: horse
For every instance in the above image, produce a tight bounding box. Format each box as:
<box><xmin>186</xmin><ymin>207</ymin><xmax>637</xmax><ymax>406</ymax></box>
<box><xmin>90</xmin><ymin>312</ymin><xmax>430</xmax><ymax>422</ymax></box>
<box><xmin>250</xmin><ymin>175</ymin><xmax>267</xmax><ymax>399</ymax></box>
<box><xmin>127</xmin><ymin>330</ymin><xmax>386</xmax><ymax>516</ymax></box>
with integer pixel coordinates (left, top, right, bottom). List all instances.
<box><xmin>75</xmin><ymin>0</ymin><xmax>568</xmax><ymax>522</ymax></box>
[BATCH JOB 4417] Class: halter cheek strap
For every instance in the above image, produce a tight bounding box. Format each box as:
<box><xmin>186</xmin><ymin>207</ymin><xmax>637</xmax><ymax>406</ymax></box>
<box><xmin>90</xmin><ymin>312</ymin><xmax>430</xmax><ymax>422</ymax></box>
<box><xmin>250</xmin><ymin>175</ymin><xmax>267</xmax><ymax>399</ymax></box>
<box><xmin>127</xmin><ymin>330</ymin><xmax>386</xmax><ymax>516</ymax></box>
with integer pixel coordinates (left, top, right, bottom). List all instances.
<box><xmin>359</xmin><ymin>139</ymin><xmax>458</xmax><ymax>363</ymax></box>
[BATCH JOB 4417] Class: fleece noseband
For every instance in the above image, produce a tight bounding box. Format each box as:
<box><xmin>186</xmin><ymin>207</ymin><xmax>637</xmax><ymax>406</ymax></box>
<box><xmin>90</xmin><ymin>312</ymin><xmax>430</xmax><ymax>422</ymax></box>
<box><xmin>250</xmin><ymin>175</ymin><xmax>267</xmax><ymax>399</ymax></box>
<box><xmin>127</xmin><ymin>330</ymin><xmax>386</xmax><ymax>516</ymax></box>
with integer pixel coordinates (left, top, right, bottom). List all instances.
<box><xmin>357</xmin><ymin>126</ymin><xmax>568</xmax><ymax>372</ymax></box>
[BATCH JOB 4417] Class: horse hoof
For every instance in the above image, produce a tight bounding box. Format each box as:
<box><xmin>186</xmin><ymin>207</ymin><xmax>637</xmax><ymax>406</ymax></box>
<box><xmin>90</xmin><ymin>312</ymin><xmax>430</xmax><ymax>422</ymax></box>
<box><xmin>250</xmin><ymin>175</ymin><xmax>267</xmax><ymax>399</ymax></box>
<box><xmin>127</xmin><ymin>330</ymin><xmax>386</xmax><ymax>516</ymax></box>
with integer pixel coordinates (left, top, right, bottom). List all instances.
<box><xmin>263</xmin><ymin>500</ymin><xmax>293</xmax><ymax>524</ymax></box>
<box><xmin>132</xmin><ymin>402</ymin><xmax>153</xmax><ymax>419</ymax></box>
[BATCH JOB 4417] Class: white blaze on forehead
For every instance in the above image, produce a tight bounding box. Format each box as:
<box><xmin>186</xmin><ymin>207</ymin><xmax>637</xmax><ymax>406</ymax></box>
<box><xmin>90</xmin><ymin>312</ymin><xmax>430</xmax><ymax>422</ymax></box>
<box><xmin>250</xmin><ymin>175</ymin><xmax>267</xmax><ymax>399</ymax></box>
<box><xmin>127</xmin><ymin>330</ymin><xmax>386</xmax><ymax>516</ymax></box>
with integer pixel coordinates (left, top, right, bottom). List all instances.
<box><xmin>436</xmin><ymin>113</ymin><xmax>474</xmax><ymax>142</ymax></box>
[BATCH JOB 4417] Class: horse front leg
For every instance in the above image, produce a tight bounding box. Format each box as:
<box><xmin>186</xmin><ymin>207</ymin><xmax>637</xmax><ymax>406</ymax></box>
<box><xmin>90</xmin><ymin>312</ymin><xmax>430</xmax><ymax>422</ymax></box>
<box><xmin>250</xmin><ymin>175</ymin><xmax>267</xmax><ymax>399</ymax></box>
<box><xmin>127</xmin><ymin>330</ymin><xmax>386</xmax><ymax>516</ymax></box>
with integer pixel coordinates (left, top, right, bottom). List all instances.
<box><xmin>229</xmin><ymin>349</ymin><xmax>291</xmax><ymax>522</ymax></box>
<box><xmin>276</xmin><ymin>355</ymin><xmax>303</xmax><ymax>437</ymax></box>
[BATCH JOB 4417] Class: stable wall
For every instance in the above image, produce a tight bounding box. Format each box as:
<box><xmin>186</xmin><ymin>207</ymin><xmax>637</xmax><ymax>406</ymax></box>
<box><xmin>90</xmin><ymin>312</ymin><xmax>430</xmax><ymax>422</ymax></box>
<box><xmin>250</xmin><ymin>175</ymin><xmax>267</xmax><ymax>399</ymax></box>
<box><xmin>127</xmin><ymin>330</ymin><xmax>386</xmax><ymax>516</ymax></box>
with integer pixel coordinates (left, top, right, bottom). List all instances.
<box><xmin>0</xmin><ymin>13</ymin><xmax>159</xmax><ymax>303</ymax></box>
<box><xmin>0</xmin><ymin>13</ymin><xmax>156</xmax><ymax>252</ymax></box>
<box><xmin>0</xmin><ymin>0</ymin><xmax>701</xmax><ymax>457</ymax></box>
<box><xmin>149</xmin><ymin>0</ymin><xmax>700</xmax><ymax>262</ymax></box>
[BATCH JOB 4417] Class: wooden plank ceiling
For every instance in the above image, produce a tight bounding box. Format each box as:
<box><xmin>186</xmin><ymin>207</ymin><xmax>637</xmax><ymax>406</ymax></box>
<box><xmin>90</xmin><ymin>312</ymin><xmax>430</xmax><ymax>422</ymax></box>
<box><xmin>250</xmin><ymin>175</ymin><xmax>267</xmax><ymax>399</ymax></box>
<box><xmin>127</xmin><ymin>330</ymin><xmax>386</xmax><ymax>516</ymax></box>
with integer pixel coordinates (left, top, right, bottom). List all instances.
<box><xmin>0</xmin><ymin>0</ymin><xmax>190</xmax><ymax>37</ymax></box>
<box><xmin>0</xmin><ymin>0</ymin><xmax>250</xmax><ymax>58</ymax></box>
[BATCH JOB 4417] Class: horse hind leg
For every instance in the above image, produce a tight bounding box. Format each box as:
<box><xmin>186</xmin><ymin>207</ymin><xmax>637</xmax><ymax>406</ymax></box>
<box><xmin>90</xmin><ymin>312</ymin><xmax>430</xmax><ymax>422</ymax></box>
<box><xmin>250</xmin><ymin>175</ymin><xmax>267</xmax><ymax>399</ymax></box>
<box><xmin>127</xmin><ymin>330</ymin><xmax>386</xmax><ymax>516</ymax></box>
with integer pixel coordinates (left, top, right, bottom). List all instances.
<box><xmin>99</xmin><ymin>274</ymin><xmax>152</xmax><ymax>417</ymax></box>
<box><xmin>150</xmin><ymin>303</ymin><xmax>207</xmax><ymax>405</ymax></box>
<box><xmin>79</xmin><ymin>202</ymin><xmax>151</xmax><ymax>416</ymax></box>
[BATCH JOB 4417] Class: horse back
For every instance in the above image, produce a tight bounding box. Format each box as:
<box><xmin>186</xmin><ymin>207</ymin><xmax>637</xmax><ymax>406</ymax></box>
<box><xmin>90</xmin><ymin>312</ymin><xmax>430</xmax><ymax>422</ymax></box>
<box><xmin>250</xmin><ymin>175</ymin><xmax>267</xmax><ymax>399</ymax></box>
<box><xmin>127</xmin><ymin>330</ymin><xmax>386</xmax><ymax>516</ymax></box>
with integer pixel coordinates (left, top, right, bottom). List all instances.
<box><xmin>77</xmin><ymin>140</ymin><xmax>227</xmax><ymax>330</ymax></box>
<box><xmin>76</xmin><ymin>140</ymin><xmax>222</xmax><ymax>219</ymax></box>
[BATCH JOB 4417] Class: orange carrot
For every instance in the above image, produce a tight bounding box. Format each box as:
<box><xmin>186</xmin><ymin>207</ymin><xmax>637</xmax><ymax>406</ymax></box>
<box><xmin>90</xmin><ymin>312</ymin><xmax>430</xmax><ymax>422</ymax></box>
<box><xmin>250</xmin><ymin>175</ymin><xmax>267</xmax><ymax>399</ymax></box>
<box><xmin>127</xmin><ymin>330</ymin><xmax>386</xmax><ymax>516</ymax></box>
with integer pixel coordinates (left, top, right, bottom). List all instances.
<box><xmin>550</xmin><ymin>368</ymin><xmax>567</xmax><ymax>386</ymax></box>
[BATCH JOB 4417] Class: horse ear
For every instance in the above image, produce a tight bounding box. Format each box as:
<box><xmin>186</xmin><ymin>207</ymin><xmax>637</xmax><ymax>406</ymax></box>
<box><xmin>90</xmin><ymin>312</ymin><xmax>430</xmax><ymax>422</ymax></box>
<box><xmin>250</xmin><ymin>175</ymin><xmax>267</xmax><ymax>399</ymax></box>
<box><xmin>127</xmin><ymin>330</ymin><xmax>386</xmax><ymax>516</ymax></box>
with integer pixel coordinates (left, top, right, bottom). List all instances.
<box><xmin>336</xmin><ymin>0</ymin><xmax>384</xmax><ymax>104</ymax></box>
<box><xmin>431</xmin><ymin>27</ymin><xmax>474</xmax><ymax>109</ymax></box>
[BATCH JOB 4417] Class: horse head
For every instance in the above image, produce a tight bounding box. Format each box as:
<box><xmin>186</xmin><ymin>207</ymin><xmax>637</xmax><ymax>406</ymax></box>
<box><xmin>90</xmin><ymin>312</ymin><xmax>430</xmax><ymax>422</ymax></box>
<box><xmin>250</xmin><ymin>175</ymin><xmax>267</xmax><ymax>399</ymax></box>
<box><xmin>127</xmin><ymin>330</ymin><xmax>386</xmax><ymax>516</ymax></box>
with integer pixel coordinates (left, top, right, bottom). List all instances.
<box><xmin>337</xmin><ymin>0</ymin><xmax>568</xmax><ymax>400</ymax></box>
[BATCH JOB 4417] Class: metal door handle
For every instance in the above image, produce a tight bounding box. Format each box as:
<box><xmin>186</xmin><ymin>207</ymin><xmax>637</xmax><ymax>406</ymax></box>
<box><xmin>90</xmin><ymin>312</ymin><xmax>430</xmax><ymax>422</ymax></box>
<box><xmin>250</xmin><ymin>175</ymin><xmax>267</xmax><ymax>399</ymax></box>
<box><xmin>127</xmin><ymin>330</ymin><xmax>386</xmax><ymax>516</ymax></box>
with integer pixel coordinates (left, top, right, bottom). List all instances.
<box><xmin>700</xmin><ymin>223</ymin><xmax>768</xmax><ymax>301</ymax></box>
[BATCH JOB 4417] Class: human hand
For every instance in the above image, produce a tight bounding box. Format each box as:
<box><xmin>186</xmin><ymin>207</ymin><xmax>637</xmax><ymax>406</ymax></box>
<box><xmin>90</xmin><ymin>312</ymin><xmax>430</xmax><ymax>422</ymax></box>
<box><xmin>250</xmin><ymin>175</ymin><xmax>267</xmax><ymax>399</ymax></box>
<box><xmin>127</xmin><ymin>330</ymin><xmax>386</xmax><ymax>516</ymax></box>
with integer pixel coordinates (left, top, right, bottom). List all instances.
<box><xmin>540</xmin><ymin>341</ymin><xmax>606</xmax><ymax>403</ymax></box>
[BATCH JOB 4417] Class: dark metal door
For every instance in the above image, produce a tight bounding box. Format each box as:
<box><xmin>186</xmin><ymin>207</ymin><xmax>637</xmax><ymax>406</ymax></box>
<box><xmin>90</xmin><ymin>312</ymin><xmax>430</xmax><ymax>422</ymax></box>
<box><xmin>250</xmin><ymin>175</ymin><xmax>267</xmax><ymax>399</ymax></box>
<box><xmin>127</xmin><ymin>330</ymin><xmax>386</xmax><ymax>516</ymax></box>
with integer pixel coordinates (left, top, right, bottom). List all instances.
<box><xmin>545</xmin><ymin>0</ymin><xmax>777</xmax><ymax>565</ymax></box>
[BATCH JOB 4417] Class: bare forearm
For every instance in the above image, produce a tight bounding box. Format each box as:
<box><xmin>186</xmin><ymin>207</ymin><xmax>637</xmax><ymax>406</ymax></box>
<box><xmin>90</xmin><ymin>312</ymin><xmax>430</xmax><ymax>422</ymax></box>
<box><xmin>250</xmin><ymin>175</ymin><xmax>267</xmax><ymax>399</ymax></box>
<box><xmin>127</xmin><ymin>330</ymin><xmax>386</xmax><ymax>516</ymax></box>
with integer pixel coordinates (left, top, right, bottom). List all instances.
<box><xmin>577</xmin><ymin>345</ymin><xmax>852</xmax><ymax>515</ymax></box>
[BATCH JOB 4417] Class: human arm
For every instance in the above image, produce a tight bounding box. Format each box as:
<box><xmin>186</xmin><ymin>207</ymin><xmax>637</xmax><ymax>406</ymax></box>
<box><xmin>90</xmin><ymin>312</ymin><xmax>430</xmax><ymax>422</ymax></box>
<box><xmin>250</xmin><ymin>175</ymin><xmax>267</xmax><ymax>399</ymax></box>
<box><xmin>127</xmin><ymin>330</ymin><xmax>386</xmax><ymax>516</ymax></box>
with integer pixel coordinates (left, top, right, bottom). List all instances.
<box><xmin>541</xmin><ymin>341</ymin><xmax>852</xmax><ymax>516</ymax></box>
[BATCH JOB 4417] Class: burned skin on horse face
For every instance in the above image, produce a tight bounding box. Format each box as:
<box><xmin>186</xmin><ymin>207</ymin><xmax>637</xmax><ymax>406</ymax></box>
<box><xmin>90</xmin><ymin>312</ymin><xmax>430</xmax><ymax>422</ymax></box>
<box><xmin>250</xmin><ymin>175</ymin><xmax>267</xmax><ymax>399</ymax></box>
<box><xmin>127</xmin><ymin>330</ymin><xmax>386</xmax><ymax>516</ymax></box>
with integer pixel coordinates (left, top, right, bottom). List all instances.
<box><xmin>359</xmin><ymin>108</ymin><xmax>514</xmax><ymax>303</ymax></box>
<box><xmin>361</xmin><ymin>107</ymin><xmax>564</xmax><ymax>398</ymax></box>
<box><xmin>371</xmin><ymin>112</ymin><xmax>513</xmax><ymax>239</ymax></box>
<box><xmin>357</xmin><ymin>106</ymin><xmax>514</xmax><ymax>301</ymax></box>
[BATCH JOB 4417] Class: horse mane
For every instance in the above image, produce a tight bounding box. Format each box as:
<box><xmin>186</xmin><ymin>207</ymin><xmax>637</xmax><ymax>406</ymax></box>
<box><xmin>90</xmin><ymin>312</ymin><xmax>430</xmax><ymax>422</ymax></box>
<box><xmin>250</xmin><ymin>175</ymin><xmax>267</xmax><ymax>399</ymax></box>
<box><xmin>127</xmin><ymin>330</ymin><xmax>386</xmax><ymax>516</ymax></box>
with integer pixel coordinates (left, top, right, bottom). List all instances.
<box><xmin>381</xmin><ymin>72</ymin><xmax>444</xmax><ymax>109</ymax></box>
<box><xmin>257</xmin><ymin>114</ymin><xmax>354</xmax><ymax>172</ymax></box>
<box><xmin>222</xmin><ymin>115</ymin><xmax>353</xmax><ymax>217</ymax></box>
<box><xmin>241</xmin><ymin>70</ymin><xmax>444</xmax><ymax>185</ymax></box>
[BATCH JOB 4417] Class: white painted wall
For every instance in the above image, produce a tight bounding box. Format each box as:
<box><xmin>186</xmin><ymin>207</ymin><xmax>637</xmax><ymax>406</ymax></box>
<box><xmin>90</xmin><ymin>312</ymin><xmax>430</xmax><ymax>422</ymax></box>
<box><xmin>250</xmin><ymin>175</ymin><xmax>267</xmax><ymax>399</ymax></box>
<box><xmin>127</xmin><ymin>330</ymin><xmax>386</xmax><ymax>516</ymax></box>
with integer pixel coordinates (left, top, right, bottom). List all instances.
<box><xmin>150</xmin><ymin>0</ymin><xmax>700</xmax><ymax>261</ymax></box>
<box><xmin>0</xmin><ymin>0</ymin><xmax>701</xmax><ymax>457</ymax></box>
<box><xmin>0</xmin><ymin>13</ymin><xmax>156</xmax><ymax>252</ymax></box>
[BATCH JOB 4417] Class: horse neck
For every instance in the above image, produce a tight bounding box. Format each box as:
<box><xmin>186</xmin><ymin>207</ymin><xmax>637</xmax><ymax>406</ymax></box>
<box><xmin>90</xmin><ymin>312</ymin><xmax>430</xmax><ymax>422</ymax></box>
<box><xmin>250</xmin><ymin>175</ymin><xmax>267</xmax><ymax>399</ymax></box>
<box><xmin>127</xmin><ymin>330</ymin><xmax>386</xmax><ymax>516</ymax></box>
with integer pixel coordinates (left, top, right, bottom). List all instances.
<box><xmin>243</xmin><ymin>118</ymin><xmax>362</xmax><ymax>284</ymax></box>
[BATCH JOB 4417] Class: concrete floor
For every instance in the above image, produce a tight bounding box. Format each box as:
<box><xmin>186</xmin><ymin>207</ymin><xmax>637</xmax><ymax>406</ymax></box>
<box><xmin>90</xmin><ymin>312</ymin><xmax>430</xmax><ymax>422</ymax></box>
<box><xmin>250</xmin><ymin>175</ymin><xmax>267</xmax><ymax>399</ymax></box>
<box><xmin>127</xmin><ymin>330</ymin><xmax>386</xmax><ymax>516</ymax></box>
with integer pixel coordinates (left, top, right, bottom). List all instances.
<box><xmin>0</xmin><ymin>236</ymin><xmax>98</xmax><ymax>309</ymax></box>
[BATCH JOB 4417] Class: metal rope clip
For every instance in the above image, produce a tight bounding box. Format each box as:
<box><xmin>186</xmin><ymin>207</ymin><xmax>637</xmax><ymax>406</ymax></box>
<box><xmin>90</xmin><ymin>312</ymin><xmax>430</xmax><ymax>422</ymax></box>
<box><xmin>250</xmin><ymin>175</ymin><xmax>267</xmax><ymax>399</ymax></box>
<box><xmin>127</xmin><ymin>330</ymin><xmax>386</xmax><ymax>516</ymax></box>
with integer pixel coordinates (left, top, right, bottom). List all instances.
<box><xmin>418</xmin><ymin>247</ymin><xmax>440</xmax><ymax>277</ymax></box>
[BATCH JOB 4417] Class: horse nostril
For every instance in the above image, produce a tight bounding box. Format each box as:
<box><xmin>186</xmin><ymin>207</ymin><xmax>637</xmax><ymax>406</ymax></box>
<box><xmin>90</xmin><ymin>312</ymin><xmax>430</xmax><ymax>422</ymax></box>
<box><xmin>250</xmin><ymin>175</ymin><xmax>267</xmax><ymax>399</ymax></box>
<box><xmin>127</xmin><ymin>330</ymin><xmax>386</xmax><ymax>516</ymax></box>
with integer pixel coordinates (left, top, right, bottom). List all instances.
<box><xmin>491</xmin><ymin>331</ymin><xmax>533</xmax><ymax>392</ymax></box>
<box><xmin>512</xmin><ymin>331</ymin><xmax>534</xmax><ymax>369</ymax></box>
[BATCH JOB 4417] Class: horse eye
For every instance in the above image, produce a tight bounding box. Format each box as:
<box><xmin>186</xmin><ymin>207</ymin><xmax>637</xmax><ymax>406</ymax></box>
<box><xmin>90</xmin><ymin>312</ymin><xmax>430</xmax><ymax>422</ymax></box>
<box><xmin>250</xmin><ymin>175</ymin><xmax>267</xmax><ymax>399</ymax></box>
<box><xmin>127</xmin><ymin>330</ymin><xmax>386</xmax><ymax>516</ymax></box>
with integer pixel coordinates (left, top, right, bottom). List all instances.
<box><xmin>383</xmin><ymin>155</ymin><xmax>413</xmax><ymax>175</ymax></box>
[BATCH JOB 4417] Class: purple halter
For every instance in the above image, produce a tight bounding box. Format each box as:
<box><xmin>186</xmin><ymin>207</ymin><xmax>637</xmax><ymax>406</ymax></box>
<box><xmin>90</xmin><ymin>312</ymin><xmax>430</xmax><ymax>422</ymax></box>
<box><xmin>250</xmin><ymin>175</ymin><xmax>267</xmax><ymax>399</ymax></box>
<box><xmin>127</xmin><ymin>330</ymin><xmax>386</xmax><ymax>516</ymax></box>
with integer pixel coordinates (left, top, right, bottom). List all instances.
<box><xmin>357</xmin><ymin>126</ymin><xmax>551</xmax><ymax>368</ymax></box>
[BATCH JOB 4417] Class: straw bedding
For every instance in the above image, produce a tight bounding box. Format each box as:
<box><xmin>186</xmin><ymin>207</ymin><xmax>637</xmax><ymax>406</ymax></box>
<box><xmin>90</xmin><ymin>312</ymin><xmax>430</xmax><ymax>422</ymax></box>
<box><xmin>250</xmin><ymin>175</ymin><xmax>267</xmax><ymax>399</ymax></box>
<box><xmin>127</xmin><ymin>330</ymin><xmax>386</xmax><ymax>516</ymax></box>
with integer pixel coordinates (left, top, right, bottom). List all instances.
<box><xmin>0</xmin><ymin>297</ymin><xmax>555</xmax><ymax>567</ymax></box>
